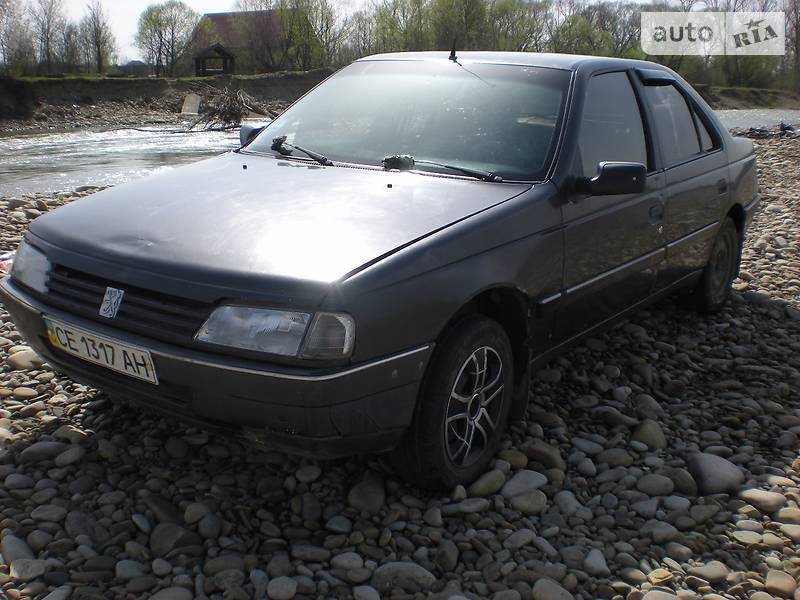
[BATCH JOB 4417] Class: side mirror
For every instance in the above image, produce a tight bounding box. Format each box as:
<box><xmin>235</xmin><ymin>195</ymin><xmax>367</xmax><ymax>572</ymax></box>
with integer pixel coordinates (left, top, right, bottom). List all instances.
<box><xmin>239</xmin><ymin>124</ymin><xmax>266</xmax><ymax>147</ymax></box>
<box><xmin>575</xmin><ymin>162</ymin><xmax>646</xmax><ymax>196</ymax></box>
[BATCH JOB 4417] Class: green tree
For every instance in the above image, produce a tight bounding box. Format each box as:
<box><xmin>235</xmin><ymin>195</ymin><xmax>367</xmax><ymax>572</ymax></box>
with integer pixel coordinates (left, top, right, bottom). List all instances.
<box><xmin>136</xmin><ymin>1</ymin><xmax>199</xmax><ymax>76</ymax></box>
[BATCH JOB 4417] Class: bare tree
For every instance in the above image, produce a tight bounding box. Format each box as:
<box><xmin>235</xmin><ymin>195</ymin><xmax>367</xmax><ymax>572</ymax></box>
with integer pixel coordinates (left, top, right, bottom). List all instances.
<box><xmin>83</xmin><ymin>0</ymin><xmax>116</xmax><ymax>74</ymax></box>
<box><xmin>30</xmin><ymin>0</ymin><xmax>66</xmax><ymax>73</ymax></box>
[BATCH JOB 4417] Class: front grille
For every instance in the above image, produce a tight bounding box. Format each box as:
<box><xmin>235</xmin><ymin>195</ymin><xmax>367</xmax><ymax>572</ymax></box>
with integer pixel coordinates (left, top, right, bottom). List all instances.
<box><xmin>42</xmin><ymin>265</ymin><xmax>213</xmax><ymax>346</ymax></box>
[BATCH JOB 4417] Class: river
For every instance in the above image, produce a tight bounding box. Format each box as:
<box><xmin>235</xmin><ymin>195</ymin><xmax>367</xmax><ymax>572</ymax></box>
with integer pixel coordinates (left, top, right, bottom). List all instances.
<box><xmin>0</xmin><ymin>109</ymin><xmax>798</xmax><ymax>197</ymax></box>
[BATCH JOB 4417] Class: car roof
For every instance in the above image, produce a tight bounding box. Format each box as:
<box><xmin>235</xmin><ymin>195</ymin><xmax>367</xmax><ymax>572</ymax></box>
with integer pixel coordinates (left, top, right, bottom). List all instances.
<box><xmin>358</xmin><ymin>51</ymin><xmax>668</xmax><ymax>72</ymax></box>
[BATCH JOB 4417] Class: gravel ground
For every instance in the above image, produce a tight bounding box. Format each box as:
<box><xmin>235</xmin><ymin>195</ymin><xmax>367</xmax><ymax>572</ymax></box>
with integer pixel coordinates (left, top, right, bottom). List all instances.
<box><xmin>0</xmin><ymin>137</ymin><xmax>798</xmax><ymax>600</ymax></box>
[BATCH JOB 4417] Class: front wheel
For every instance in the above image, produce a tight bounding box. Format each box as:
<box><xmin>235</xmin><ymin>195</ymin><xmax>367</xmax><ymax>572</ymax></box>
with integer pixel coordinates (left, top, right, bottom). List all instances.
<box><xmin>690</xmin><ymin>217</ymin><xmax>742</xmax><ymax>314</ymax></box>
<box><xmin>390</xmin><ymin>316</ymin><xmax>514</xmax><ymax>490</ymax></box>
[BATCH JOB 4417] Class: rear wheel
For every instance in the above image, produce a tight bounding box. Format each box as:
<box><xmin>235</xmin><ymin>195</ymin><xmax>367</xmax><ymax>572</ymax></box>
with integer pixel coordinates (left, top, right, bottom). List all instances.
<box><xmin>691</xmin><ymin>216</ymin><xmax>741</xmax><ymax>314</ymax></box>
<box><xmin>390</xmin><ymin>316</ymin><xmax>514</xmax><ymax>490</ymax></box>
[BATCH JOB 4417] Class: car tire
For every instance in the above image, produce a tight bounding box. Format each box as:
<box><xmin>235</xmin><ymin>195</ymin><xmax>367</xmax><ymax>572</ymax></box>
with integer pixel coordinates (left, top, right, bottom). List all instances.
<box><xmin>691</xmin><ymin>216</ymin><xmax>742</xmax><ymax>314</ymax></box>
<box><xmin>389</xmin><ymin>316</ymin><xmax>514</xmax><ymax>490</ymax></box>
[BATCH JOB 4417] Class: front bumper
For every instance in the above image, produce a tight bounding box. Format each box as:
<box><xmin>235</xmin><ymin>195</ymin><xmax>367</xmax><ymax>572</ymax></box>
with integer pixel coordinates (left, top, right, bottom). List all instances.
<box><xmin>0</xmin><ymin>278</ymin><xmax>433</xmax><ymax>458</ymax></box>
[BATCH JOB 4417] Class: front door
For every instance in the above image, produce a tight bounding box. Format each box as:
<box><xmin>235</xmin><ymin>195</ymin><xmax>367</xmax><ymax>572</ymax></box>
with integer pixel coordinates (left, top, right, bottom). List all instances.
<box><xmin>557</xmin><ymin>71</ymin><xmax>666</xmax><ymax>342</ymax></box>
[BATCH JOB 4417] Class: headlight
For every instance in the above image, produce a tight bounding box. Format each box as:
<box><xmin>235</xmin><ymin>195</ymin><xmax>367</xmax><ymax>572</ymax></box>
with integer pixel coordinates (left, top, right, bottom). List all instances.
<box><xmin>10</xmin><ymin>240</ymin><xmax>50</xmax><ymax>293</ymax></box>
<box><xmin>195</xmin><ymin>305</ymin><xmax>355</xmax><ymax>359</ymax></box>
<box><xmin>195</xmin><ymin>306</ymin><xmax>311</xmax><ymax>356</ymax></box>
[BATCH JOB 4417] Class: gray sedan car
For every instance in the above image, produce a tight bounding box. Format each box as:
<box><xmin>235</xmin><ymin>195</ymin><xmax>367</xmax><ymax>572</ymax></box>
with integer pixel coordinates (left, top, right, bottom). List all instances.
<box><xmin>1</xmin><ymin>52</ymin><xmax>758</xmax><ymax>488</ymax></box>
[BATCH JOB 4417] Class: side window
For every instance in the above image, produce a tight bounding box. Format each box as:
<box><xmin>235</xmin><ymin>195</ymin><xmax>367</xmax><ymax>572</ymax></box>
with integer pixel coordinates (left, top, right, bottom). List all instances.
<box><xmin>645</xmin><ymin>85</ymin><xmax>701</xmax><ymax>165</ymax></box>
<box><xmin>578</xmin><ymin>72</ymin><xmax>648</xmax><ymax>178</ymax></box>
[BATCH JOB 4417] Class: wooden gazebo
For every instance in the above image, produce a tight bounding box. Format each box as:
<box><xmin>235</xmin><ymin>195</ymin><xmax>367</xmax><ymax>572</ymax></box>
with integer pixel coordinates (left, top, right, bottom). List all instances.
<box><xmin>194</xmin><ymin>44</ymin><xmax>236</xmax><ymax>76</ymax></box>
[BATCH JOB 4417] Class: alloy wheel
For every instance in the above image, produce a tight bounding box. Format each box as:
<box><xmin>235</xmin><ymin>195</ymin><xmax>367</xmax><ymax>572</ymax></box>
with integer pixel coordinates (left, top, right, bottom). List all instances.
<box><xmin>443</xmin><ymin>346</ymin><xmax>505</xmax><ymax>467</ymax></box>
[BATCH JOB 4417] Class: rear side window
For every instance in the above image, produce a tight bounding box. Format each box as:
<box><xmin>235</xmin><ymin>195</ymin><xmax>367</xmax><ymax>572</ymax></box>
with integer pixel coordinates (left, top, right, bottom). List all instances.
<box><xmin>645</xmin><ymin>85</ymin><xmax>701</xmax><ymax>165</ymax></box>
<box><xmin>578</xmin><ymin>72</ymin><xmax>648</xmax><ymax>178</ymax></box>
<box><xmin>695</xmin><ymin>111</ymin><xmax>716</xmax><ymax>152</ymax></box>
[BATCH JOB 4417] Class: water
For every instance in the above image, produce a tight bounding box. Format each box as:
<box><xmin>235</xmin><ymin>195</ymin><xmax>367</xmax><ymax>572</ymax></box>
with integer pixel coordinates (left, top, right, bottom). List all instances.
<box><xmin>715</xmin><ymin>108</ymin><xmax>800</xmax><ymax>130</ymax></box>
<box><xmin>0</xmin><ymin>124</ymin><xmax>243</xmax><ymax>197</ymax></box>
<box><xmin>0</xmin><ymin>109</ymin><xmax>797</xmax><ymax>197</ymax></box>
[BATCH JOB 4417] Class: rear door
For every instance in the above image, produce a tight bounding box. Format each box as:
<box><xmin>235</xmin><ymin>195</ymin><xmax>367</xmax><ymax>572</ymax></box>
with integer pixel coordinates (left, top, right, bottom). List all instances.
<box><xmin>639</xmin><ymin>79</ymin><xmax>728</xmax><ymax>289</ymax></box>
<box><xmin>557</xmin><ymin>71</ymin><xmax>666</xmax><ymax>341</ymax></box>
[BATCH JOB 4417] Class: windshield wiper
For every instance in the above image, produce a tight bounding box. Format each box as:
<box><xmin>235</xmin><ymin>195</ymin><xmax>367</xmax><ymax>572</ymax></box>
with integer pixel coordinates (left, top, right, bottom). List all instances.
<box><xmin>382</xmin><ymin>154</ymin><xmax>503</xmax><ymax>182</ymax></box>
<box><xmin>271</xmin><ymin>135</ymin><xmax>332</xmax><ymax>166</ymax></box>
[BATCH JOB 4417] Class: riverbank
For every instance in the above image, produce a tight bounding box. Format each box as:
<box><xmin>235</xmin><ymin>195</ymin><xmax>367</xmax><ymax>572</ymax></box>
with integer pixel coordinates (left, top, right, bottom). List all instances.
<box><xmin>0</xmin><ymin>135</ymin><xmax>798</xmax><ymax>599</ymax></box>
<box><xmin>0</xmin><ymin>70</ymin><xmax>329</xmax><ymax>134</ymax></box>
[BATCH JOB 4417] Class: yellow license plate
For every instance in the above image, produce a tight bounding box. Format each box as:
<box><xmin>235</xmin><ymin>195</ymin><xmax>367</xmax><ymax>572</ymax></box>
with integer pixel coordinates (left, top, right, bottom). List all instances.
<box><xmin>44</xmin><ymin>317</ymin><xmax>158</xmax><ymax>385</ymax></box>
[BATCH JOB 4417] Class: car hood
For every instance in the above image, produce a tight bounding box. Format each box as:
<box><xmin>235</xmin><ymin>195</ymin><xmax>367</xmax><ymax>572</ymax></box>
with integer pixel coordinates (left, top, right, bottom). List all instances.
<box><xmin>30</xmin><ymin>152</ymin><xmax>529</xmax><ymax>302</ymax></box>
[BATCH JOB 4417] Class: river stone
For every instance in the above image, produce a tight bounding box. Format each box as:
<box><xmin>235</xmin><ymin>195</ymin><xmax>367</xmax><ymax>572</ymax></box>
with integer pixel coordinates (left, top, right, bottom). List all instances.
<box><xmin>326</xmin><ymin>515</ymin><xmax>352</xmax><ymax>534</ymax></box>
<box><xmin>149</xmin><ymin>523</ymin><xmax>201</xmax><ymax>557</ymax></box>
<box><xmin>290</xmin><ymin>544</ymin><xmax>331</xmax><ymax>562</ymax></box>
<box><xmin>54</xmin><ymin>446</ymin><xmax>85</xmax><ymax>466</ymax></box>
<box><xmin>522</xmin><ymin>439</ymin><xmax>566</xmax><ymax>470</ymax></box>
<box><xmin>532</xmin><ymin>578</ymin><xmax>573</xmax><ymax>600</ymax></box>
<box><xmin>765</xmin><ymin>569</ymin><xmax>797</xmax><ymax>597</ymax></box>
<box><xmin>687</xmin><ymin>561</ymin><xmax>729</xmax><ymax>584</ymax></box>
<box><xmin>354</xmin><ymin>586</ymin><xmax>380</xmax><ymax>600</ymax></box>
<box><xmin>31</xmin><ymin>504</ymin><xmax>67</xmax><ymax>522</ymax></box>
<box><xmin>739</xmin><ymin>488</ymin><xmax>786</xmax><ymax>513</ymax></box>
<box><xmin>686</xmin><ymin>452</ymin><xmax>744</xmax><ymax>495</ymax></box>
<box><xmin>41</xmin><ymin>586</ymin><xmax>71</xmax><ymax>600</ymax></box>
<box><xmin>500</xmin><ymin>528</ymin><xmax>534</xmax><ymax>551</ymax></box>
<box><xmin>116</xmin><ymin>559</ymin><xmax>144</xmax><ymax>580</ymax></box>
<box><xmin>642</xmin><ymin>592</ymin><xmax>679</xmax><ymax>600</ymax></box>
<box><xmin>637</xmin><ymin>474</ymin><xmax>675</xmax><ymax>496</ymax></box>
<box><xmin>371</xmin><ymin>561</ymin><xmax>436</xmax><ymax>592</ymax></box>
<box><xmin>5</xmin><ymin>473</ymin><xmax>35</xmax><ymax>489</ymax></box>
<box><xmin>501</xmin><ymin>469</ymin><xmax>547</xmax><ymax>499</ymax></box>
<box><xmin>510</xmin><ymin>489</ymin><xmax>547</xmax><ymax>515</ymax></box>
<box><xmin>10</xmin><ymin>558</ymin><xmax>46</xmax><ymax>581</ymax></box>
<box><xmin>1</xmin><ymin>534</ymin><xmax>34</xmax><ymax>562</ymax></box>
<box><xmin>296</xmin><ymin>464</ymin><xmax>321</xmax><ymax>483</ymax></box>
<box><xmin>143</xmin><ymin>494</ymin><xmax>183</xmax><ymax>523</ymax></box>
<box><xmin>19</xmin><ymin>441</ymin><xmax>67</xmax><ymax>463</ymax></box>
<box><xmin>331</xmin><ymin>551</ymin><xmax>363</xmax><ymax>571</ymax></box>
<box><xmin>204</xmin><ymin>554</ymin><xmax>245</xmax><ymax>575</ymax></box>
<box><xmin>267</xmin><ymin>576</ymin><xmax>297</xmax><ymax>600</ymax></box>
<box><xmin>348</xmin><ymin>472</ymin><xmax>385</xmax><ymax>513</ymax></box>
<box><xmin>584</xmin><ymin>548</ymin><xmax>610</xmax><ymax>577</ymax></box>
<box><xmin>183</xmin><ymin>502</ymin><xmax>210</xmax><ymax>524</ymax></box>
<box><xmin>7</xmin><ymin>349</ymin><xmax>43</xmax><ymax>370</ymax></box>
<box><xmin>468</xmin><ymin>469</ymin><xmax>505</xmax><ymax>497</ymax></box>
<box><xmin>632</xmin><ymin>419</ymin><xmax>667</xmax><ymax>449</ymax></box>
<box><xmin>434</xmin><ymin>539</ymin><xmax>459</xmax><ymax>571</ymax></box>
<box><xmin>149</xmin><ymin>587</ymin><xmax>193</xmax><ymax>600</ymax></box>
<box><xmin>65</xmin><ymin>510</ymin><xmax>110</xmax><ymax>545</ymax></box>
<box><xmin>554</xmin><ymin>490</ymin><xmax>581</xmax><ymax>516</ymax></box>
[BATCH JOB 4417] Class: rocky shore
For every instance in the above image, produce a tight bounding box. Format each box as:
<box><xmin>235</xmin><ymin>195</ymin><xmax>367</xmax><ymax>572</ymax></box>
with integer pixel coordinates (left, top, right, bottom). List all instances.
<box><xmin>0</xmin><ymin>99</ymin><xmax>183</xmax><ymax>135</ymax></box>
<box><xmin>0</xmin><ymin>136</ymin><xmax>798</xmax><ymax>600</ymax></box>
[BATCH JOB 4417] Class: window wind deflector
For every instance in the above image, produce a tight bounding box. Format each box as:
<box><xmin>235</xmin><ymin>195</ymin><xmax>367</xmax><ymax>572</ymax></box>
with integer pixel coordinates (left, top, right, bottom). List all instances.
<box><xmin>636</xmin><ymin>68</ymin><xmax>676</xmax><ymax>86</ymax></box>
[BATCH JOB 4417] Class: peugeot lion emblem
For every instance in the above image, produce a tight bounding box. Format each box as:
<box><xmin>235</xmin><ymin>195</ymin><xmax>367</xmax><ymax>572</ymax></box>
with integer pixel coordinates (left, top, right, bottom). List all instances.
<box><xmin>99</xmin><ymin>287</ymin><xmax>125</xmax><ymax>319</ymax></box>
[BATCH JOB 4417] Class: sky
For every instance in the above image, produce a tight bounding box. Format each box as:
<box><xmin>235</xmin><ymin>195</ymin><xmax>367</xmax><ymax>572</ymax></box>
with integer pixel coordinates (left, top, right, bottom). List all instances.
<box><xmin>62</xmin><ymin>0</ymin><xmax>237</xmax><ymax>63</ymax></box>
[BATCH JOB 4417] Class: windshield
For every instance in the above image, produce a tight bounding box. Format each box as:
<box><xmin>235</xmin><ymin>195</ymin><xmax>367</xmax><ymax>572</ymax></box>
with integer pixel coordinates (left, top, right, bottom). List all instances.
<box><xmin>246</xmin><ymin>60</ymin><xmax>572</xmax><ymax>181</ymax></box>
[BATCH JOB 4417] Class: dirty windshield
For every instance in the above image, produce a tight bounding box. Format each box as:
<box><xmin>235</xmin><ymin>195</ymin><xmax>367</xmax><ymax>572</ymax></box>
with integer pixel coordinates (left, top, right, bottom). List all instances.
<box><xmin>246</xmin><ymin>60</ymin><xmax>571</xmax><ymax>181</ymax></box>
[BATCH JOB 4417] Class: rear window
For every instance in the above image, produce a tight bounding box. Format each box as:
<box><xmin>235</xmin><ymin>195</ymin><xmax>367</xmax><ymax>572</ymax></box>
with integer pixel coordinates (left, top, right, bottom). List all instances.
<box><xmin>645</xmin><ymin>85</ymin><xmax>701</xmax><ymax>165</ymax></box>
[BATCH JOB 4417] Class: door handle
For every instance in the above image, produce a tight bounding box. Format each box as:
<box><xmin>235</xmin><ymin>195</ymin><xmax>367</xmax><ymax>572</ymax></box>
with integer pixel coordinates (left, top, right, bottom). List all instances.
<box><xmin>717</xmin><ymin>179</ymin><xmax>728</xmax><ymax>194</ymax></box>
